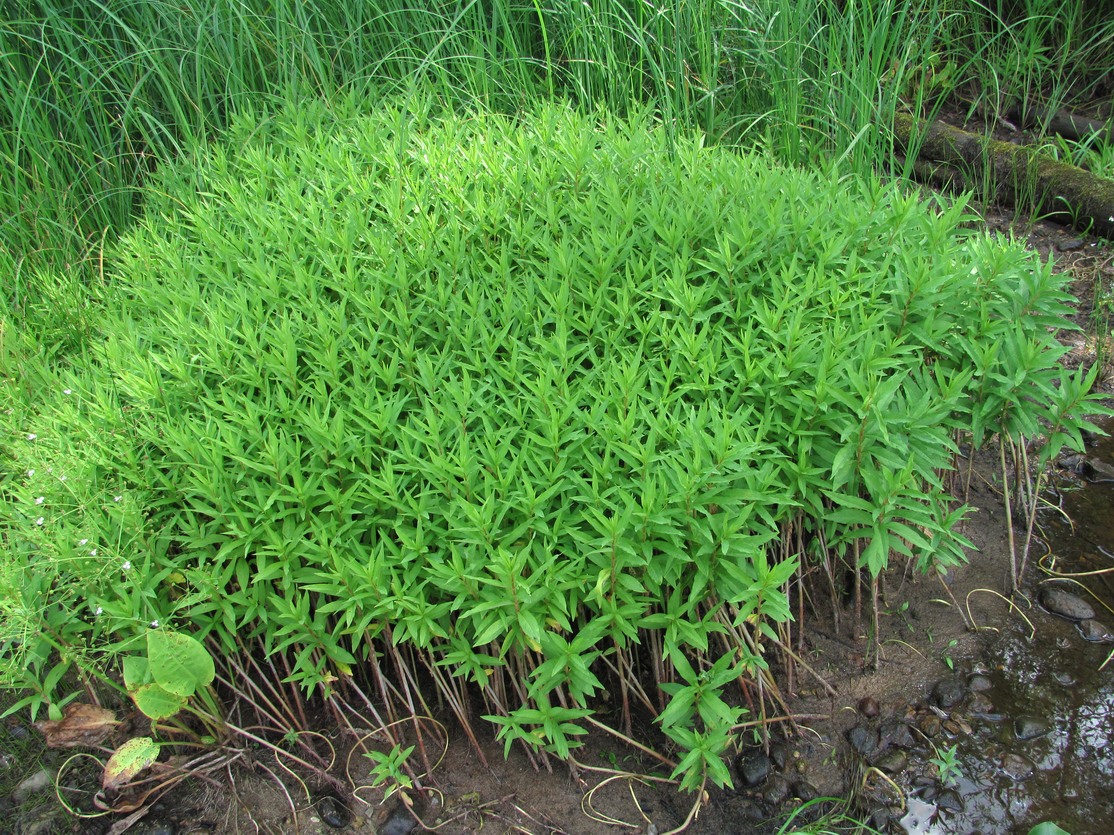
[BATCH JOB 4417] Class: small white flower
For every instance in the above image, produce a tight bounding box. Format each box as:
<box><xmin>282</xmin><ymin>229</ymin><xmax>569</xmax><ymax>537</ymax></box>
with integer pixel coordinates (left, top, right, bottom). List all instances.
<box><xmin>114</xmin><ymin>495</ymin><xmax>122</xmax><ymax>502</ymax></box>
<box><xmin>63</xmin><ymin>389</ymin><xmax>72</xmax><ymax>395</ymax></box>
<box><xmin>1109</xmin><ymin>216</ymin><xmax>1113</xmax><ymax>222</ymax></box>
<box><xmin>121</xmin><ymin>560</ymin><xmax>131</xmax><ymax>570</ymax></box>
<box><xmin>27</xmin><ymin>469</ymin><xmax>35</xmax><ymax>477</ymax></box>
<box><xmin>150</xmin><ymin>620</ymin><xmax>159</xmax><ymax>629</ymax></box>
<box><xmin>90</xmin><ymin>548</ymin><xmax>97</xmax><ymax>556</ymax></box>
<box><xmin>35</xmin><ymin>517</ymin><xmax>44</xmax><ymax>526</ymax></box>
<box><xmin>79</xmin><ymin>538</ymin><xmax>89</xmax><ymax>546</ymax></box>
<box><xmin>27</xmin><ymin>433</ymin><xmax>37</xmax><ymax>440</ymax></box>
<box><xmin>95</xmin><ymin>606</ymin><xmax>103</xmax><ymax>616</ymax></box>
<box><xmin>970</xmin><ymin>267</ymin><xmax>978</xmax><ymax>275</ymax></box>
<box><xmin>59</xmin><ymin>475</ymin><xmax>67</xmax><ymax>482</ymax></box>
<box><xmin>35</xmin><ymin>496</ymin><xmax>45</xmax><ymax>505</ymax></box>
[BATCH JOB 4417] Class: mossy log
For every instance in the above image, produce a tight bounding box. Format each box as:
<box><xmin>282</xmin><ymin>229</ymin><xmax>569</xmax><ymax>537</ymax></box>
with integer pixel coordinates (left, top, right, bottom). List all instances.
<box><xmin>1008</xmin><ymin>104</ymin><xmax>1113</xmax><ymax>144</ymax></box>
<box><xmin>894</xmin><ymin>113</ymin><xmax>1114</xmax><ymax>240</ymax></box>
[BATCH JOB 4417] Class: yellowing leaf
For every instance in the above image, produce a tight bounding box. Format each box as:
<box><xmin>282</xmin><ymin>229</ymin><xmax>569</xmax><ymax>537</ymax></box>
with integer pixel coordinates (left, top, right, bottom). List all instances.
<box><xmin>103</xmin><ymin>736</ymin><xmax>160</xmax><ymax>790</ymax></box>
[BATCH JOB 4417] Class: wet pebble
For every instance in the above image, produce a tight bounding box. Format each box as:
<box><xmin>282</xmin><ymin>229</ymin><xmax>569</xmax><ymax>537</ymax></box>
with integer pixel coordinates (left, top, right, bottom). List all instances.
<box><xmin>791</xmin><ymin>781</ymin><xmax>819</xmax><ymax>803</ymax></box>
<box><xmin>318</xmin><ymin>795</ymin><xmax>351</xmax><ymax>829</ymax></box>
<box><xmin>968</xmin><ymin>692</ymin><xmax>995</xmax><ymax>714</ymax></box>
<box><xmin>379</xmin><ymin>801</ymin><xmax>418</xmax><ymax>835</ymax></box>
<box><xmin>1054</xmin><ymin>672</ymin><xmax>1077</xmax><ymax>688</ymax></box>
<box><xmin>847</xmin><ymin>725</ymin><xmax>881</xmax><ymax>758</ymax></box>
<box><xmin>935</xmin><ymin>789</ymin><xmax>964</xmax><ymax>813</ymax></box>
<box><xmin>735</xmin><ymin>748</ymin><xmax>772</xmax><ymax>788</ymax></box>
<box><xmin>1014</xmin><ymin>716</ymin><xmax>1052</xmax><ymax>741</ymax></box>
<box><xmin>1077</xmin><ymin>619</ymin><xmax>1114</xmax><ymax>643</ymax></box>
<box><xmin>1058</xmin><ymin>238</ymin><xmax>1085</xmax><ymax>252</ymax></box>
<box><xmin>874</xmin><ymin>750</ymin><xmax>909</xmax><ymax>774</ymax></box>
<box><xmin>1000</xmin><ymin>752</ymin><xmax>1035</xmax><ymax>781</ymax></box>
<box><xmin>918</xmin><ymin>714</ymin><xmax>943</xmax><ymax>738</ymax></box>
<box><xmin>761</xmin><ymin>773</ymin><xmax>791</xmax><ymax>806</ymax></box>
<box><xmin>880</xmin><ymin>719</ymin><xmax>915</xmax><ymax>749</ymax></box>
<box><xmin>968</xmin><ymin>673</ymin><xmax>993</xmax><ymax>692</ymax></box>
<box><xmin>858</xmin><ymin>696</ymin><xmax>880</xmax><ymax>719</ymax></box>
<box><xmin>769</xmin><ymin>741</ymin><xmax>788</xmax><ymax>770</ymax></box>
<box><xmin>931</xmin><ymin>677</ymin><xmax>967</xmax><ymax>710</ymax></box>
<box><xmin>1038</xmin><ymin>585</ymin><xmax>1095</xmax><ymax>621</ymax></box>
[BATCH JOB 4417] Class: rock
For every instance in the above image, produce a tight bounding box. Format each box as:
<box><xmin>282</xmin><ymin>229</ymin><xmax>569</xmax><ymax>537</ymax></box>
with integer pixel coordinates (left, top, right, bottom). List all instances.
<box><xmin>761</xmin><ymin>773</ymin><xmax>791</xmax><ymax>806</ymax></box>
<box><xmin>1014</xmin><ymin>716</ymin><xmax>1052</xmax><ymax>741</ymax></box>
<box><xmin>1077</xmin><ymin>619</ymin><xmax>1114</xmax><ymax>643</ymax></box>
<box><xmin>379</xmin><ymin>801</ymin><xmax>419</xmax><ymax>835</ymax></box>
<box><xmin>1000</xmin><ymin>752</ymin><xmax>1035</xmax><ymax>781</ymax></box>
<box><xmin>847</xmin><ymin>725</ymin><xmax>881</xmax><ymax>758</ymax></box>
<box><xmin>1057</xmin><ymin>453</ymin><xmax>1087</xmax><ymax>473</ymax></box>
<box><xmin>931</xmin><ymin>677</ymin><xmax>967</xmax><ymax>710</ymax></box>
<box><xmin>1038</xmin><ymin>586</ymin><xmax>1095</xmax><ymax>621</ymax></box>
<box><xmin>1058</xmin><ymin>238</ymin><xmax>1085</xmax><ymax>251</ymax></box>
<box><xmin>791</xmin><ymin>781</ymin><xmax>819</xmax><ymax>802</ymax></box>
<box><xmin>735</xmin><ymin>748</ymin><xmax>773</xmax><ymax>788</ymax></box>
<box><xmin>880</xmin><ymin>719</ymin><xmax>916</xmax><ymax>749</ymax></box>
<box><xmin>13</xmin><ymin>768</ymin><xmax>52</xmax><ymax>803</ymax></box>
<box><xmin>858</xmin><ymin>696</ymin><xmax>881</xmax><ymax>719</ymax></box>
<box><xmin>968</xmin><ymin>674</ymin><xmax>993</xmax><ymax>692</ymax></box>
<box><xmin>128</xmin><ymin>821</ymin><xmax>176</xmax><ymax>835</ymax></box>
<box><xmin>318</xmin><ymin>795</ymin><xmax>351</xmax><ymax>829</ymax></box>
<box><xmin>968</xmin><ymin>693</ymin><xmax>995</xmax><ymax>714</ymax></box>
<box><xmin>1085</xmin><ymin>457</ymin><xmax>1114</xmax><ymax>481</ymax></box>
<box><xmin>918</xmin><ymin>714</ymin><xmax>943</xmax><ymax>738</ymax></box>
<box><xmin>768</xmin><ymin>741</ymin><xmax>788</xmax><ymax>770</ymax></box>
<box><xmin>1054</xmin><ymin>672</ymin><xmax>1077</xmax><ymax>688</ymax></box>
<box><xmin>935</xmin><ymin>788</ymin><xmax>964</xmax><ymax>813</ymax></box>
<box><xmin>874</xmin><ymin>750</ymin><xmax>909</xmax><ymax>774</ymax></box>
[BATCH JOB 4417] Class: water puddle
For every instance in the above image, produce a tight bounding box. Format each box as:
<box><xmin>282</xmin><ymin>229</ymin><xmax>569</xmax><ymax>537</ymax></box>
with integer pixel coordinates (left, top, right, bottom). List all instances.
<box><xmin>900</xmin><ymin>422</ymin><xmax>1114</xmax><ymax>834</ymax></box>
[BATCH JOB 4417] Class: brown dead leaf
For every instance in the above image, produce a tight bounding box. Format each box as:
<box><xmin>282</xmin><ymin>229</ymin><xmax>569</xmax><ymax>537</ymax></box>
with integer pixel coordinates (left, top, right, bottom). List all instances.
<box><xmin>34</xmin><ymin>702</ymin><xmax>119</xmax><ymax>748</ymax></box>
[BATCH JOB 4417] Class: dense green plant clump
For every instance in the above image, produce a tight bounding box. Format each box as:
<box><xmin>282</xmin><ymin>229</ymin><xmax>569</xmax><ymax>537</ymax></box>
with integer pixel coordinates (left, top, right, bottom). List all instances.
<box><xmin>4</xmin><ymin>99</ymin><xmax>1101</xmax><ymax>789</ymax></box>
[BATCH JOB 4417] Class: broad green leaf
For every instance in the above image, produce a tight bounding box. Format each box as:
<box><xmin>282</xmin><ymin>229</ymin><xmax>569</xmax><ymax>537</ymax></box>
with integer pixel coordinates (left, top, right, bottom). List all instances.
<box><xmin>132</xmin><ymin>683</ymin><xmax>187</xmax><ymax>721</ymax></box>
<box><xmin>146</xmin><ymin>630</ymin><xmax>215</xmax><ymax>698</ymax></box>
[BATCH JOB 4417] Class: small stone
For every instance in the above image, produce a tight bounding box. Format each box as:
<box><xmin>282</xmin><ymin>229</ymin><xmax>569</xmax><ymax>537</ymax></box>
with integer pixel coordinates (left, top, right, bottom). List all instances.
<box><xmin>1054</xmin><ymin>672</ymin><xmax>1077</xmax><ymax>688</ymax></box>
<box><xmin>968</xmin><ymin>674</ymin><xmax>993</xmax><ymax>692</ymax></box>
<box><xmin>128</xmin><ymin>821</ymin><xmax>176</xmax><ymax>835</ymax></box>
<box><xmin>735</xmin><ymin>748</ymin><xmax>773</xmax><ymax>788</ymax></box>
<box><xmin>317</xmin><ymin>795</ymin><xmax>351</xmax><ymax>829</ymax></box>
<box><xmin>880</xmin><ymin>719</ymin><xmax>916</xmax><ymax>749</ymax></box>
<box><xmin>1000</xmin><ymin>752</ymin><xmax>1035</xmax><ymax>781</ymax></box>
<box><xmin>761</xmin><ymin>773</ymin><xmax>791</xmax><ymax>806</ymax></box>
<box><xmin>931</xmin><ymin>677</ymin><xmax>967</xmax><ymax>710</ymax></box>
<box><xmin>13</xmin><ymin>768</ymin><xmax>52</xmax><ymax>803</ymax></box>
<box><xmin>847</xmin><ymin>725</ymin><xmax>881</xmax><ymax>758</ymax></box>
<box><xmin>858</xmin><ymin>695</ymin><xmax>880</xmax><ymax>719</ymax></box>
<box><xmin>769</xmin><ymin>741</ymin><xmax>788</xmax><ymax>770</ymax></box>
<box><xmin>918</xmin><ymin>715</ymin><xmax>943</xmax><ymax>738</ymax></box>
<box><xmin>1039</xmin><ymin>585</ymin><xmax>1095</xmax><ymax>621</ymax></box>
<box><xmin>935</xmin><ymin>788</ymin><xmax>964</xmax><ymax>813</ymax></box>
<box><xmin>874</xmin><ymin>750</ymin><xmax>909</xmax><ymax>774</ymax></box>
<box><xmin>380</xmin><ymin>800</ymin><xmax>418</xmax><ymax>835</ymax></box>
<box><xmin>791</xmin><ymin>781</ymin><xmax>819</xmax><ymax>802</ymax></box>
<box><xmin>1014</xmin><ymin>716</ymin><xmax>1052</xmax><ymax>741</ymax></box>
<box><xmin>968</xmin><ymin>693</ymin><xmax>995</xmax><ymax>714</ymax></box>
<box><xmin>1077</xmin><ymin>619</ymin><xmax>1114</xmax><ymax>643</ymax></box>
<box><xmin>1057</xmin><ymin>238</ymin><xmax>1084</xmax><ymax>252</ymax></box>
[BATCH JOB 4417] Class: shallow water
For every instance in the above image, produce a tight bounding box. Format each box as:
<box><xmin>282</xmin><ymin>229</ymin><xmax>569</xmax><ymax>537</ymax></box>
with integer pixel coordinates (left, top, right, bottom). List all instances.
<box><xmin>901</xmin><ymin>426</ymin><xmax>1114</xmax><ymax>835</ymax></box>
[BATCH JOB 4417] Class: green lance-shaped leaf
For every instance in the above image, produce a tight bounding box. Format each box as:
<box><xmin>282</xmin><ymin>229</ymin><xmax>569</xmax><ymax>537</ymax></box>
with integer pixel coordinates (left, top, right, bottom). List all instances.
<box><xmin>146</xmin><ymin>629</ymin><xmax>215</xmax><ymax>698</ymax></box>
<box><xmin>103</xmin><ymin>736</ymin><xmax>160</xmax><ymax>790</ymax></box>
<box><xmin>132</xmin><ymin>682</ymin><xmax>188</xmax><ymax>721</ymax></box>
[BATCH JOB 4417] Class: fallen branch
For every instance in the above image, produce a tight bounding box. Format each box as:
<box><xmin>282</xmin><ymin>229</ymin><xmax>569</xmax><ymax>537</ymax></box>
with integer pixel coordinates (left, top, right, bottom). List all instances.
<box><xmin>894</xmin><ymin>113</ymin><xmax>1114</xmax><ymax>239</ymax></box>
